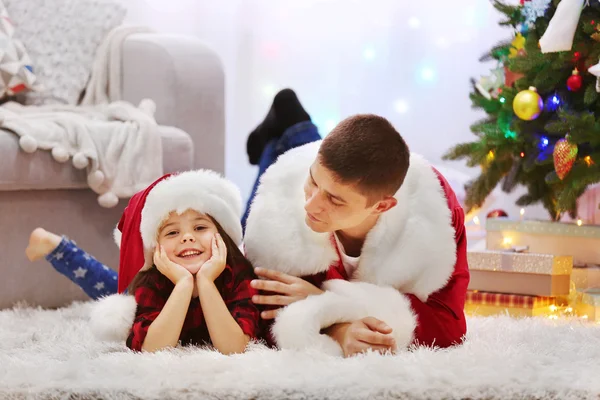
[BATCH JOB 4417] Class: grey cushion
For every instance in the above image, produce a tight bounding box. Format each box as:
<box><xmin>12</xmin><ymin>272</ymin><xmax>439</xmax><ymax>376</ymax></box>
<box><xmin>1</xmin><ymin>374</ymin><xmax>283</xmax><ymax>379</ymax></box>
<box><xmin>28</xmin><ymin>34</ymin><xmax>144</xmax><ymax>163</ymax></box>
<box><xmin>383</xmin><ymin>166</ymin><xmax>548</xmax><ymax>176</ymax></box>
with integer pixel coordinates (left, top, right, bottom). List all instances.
<box><xmin>0</xmin><ymin>125</ymin><xmax>193</xmax><ymax>191</ymax></box>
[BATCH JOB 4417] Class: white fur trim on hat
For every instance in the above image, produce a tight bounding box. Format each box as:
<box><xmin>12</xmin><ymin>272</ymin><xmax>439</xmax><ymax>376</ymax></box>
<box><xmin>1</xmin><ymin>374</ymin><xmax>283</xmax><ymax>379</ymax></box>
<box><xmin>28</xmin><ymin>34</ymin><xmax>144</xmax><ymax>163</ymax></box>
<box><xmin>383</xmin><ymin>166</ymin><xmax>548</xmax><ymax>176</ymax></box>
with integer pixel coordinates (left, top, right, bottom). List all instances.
<box><xmin>140</xmin><ymin>170</ymin><xmax>243</xmax><ymax>252</ymax></box>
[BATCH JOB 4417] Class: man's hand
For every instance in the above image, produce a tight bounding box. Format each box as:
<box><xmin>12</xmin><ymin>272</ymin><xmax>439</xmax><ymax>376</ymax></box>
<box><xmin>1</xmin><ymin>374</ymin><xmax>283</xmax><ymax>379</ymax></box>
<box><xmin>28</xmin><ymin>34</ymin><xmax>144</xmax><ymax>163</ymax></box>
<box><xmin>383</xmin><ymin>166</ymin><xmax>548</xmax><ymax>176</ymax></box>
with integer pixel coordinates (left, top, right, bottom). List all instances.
<box><xmin>250</xmin><ymin>267</ymin><xmax>324</xmax><ymax>319</ymax></box>
<box><xmin>324</xmin><ymin>317</ymin><xmax>397</xmax><ymax>357</ymax></box>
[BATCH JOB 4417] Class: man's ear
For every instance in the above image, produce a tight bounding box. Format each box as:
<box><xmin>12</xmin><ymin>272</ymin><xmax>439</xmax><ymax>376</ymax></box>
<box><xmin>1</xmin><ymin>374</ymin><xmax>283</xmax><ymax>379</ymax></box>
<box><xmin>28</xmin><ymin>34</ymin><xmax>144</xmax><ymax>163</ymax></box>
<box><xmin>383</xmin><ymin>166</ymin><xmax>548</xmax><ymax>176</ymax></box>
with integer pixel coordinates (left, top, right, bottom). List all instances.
<box><xmin>373</xmin><ymin>196</ymin><xmax>397</xmax><ymax>215</ymax></box>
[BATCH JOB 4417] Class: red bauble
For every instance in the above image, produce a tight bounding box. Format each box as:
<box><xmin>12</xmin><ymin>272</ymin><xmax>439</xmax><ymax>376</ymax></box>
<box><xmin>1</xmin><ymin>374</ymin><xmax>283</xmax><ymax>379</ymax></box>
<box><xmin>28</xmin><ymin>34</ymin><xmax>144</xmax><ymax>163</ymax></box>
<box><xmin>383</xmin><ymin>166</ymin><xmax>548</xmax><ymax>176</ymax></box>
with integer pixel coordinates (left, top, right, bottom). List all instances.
<box><xmin>486</xmin><ymin>209</ymin><xmax>508</xmax><ymax>219</ymax></box>
<box><xmin>567</xmin><ymin>69</ymin><xmax>583</xmax><ymax>92</ymax></box>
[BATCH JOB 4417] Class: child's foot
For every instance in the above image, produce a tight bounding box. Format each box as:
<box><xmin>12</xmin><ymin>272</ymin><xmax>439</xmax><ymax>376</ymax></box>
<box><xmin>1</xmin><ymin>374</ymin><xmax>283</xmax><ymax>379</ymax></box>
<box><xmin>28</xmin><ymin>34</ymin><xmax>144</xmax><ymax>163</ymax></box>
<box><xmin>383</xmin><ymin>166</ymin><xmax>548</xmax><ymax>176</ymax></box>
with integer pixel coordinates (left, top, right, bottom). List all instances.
<box><xmin>272</xmin><ymin>88</ymin><xmax>311</xmax><ymax>132</ymax></box>
<box><xmin>26</xmin><ymin>228</ymin><xmax>62</xmax><ymax>261</ymax></box>
<box><xmin>246</xmin><ymin>89</ymin><xmax>311</xmax><ymax>165</ymax></box>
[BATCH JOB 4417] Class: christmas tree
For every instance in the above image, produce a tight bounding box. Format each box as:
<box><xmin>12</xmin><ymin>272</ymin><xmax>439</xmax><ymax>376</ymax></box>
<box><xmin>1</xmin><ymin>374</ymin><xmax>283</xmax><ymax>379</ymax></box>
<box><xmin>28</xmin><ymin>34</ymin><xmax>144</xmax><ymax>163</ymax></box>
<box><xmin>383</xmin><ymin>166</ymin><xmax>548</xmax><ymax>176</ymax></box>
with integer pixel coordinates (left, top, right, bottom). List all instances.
<box><xmin>444</xmin><ymin>0</ymin><xmax>600</xmax><ymax>221</ymax></box>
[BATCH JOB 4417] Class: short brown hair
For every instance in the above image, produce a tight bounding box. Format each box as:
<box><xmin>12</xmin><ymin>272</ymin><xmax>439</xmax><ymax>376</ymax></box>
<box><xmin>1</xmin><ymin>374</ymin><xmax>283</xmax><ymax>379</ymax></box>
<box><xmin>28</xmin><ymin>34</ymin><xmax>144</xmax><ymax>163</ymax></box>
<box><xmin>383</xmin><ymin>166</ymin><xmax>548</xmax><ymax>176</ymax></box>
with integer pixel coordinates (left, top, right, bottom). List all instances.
<box><xmin>318</xmin><ymin>114</ymin><xmax>410</xmax><ymax>202</ymax></box>
<box><xmin>128</xmin><ymin>214</ymin><xmax>253</xmax><ymax>295</ymax></box>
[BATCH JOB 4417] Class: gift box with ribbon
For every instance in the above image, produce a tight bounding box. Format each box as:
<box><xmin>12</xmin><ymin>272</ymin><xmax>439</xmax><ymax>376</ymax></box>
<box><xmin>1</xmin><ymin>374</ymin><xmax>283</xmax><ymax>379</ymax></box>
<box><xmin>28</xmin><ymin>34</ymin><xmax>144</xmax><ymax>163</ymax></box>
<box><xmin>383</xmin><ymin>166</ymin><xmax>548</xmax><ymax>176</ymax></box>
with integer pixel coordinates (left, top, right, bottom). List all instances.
<box><xmin>571</xmin><ymin>265</ymin><xmax>600</xmax><ymax>290</ymax></box>
<box><xmin>467</xmin><ymin>251</ymin><xmax>573</xmax><ymax>296</ymax></box>
<box><xmin>465</xmin><ymin>290</ymin><xmax>556</xmax><ymax>318</ymax></box>
<box><xmin>575</xmin><ymin>288</ymin><xmax>600</xmax><ymax>322</ymax></box>
<box><xmin>486</xmin><ymin>218</ymin><xmax>600</xmax><ymax>265</ymax></box>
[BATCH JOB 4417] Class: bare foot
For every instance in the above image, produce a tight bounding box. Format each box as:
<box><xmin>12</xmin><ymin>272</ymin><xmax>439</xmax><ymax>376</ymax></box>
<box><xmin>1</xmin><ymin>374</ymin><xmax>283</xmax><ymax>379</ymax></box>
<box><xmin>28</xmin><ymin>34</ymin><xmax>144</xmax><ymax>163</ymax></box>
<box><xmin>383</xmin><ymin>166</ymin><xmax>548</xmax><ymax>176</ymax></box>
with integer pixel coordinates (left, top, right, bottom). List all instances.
<box><xmin>26</xmin><ymin>228</ymin><xmax>62</xmax><ymax>261</ymax></box>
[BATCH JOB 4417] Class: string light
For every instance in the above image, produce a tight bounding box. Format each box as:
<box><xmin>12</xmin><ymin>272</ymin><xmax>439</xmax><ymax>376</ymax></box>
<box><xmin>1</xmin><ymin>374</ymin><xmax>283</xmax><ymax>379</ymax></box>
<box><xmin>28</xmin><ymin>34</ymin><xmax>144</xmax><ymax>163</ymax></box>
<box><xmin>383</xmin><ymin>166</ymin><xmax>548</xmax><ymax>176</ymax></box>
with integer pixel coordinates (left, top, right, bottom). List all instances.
<box><xmin>487</xmin><ymin>150</ymin><xmax>495</xmax><ymax>163</ymax></box>
<box><xmin>420</xmin><ymin>67</ymin><xmax>435</xmax><ymax>81</ymax></box>
<box><xmin>544</xmin><ymin>94</ymin><xmax>561</xmax><ymax>112</ymax></box>
<box><xmin>505</xmin><ymin>130</ymin><xmax>517</xmax><ymax>139</ymax></box>
<box><xmin>548</xmin><ymin>315</ymin><xmax>558</xmax><ymax>320</ymax></box>
<box><xmin>520</xmin><ymin>152</ymin><xmax>525</xmax><ymax>158</ymax></box>
<box><xmin>584</xmin><ymin>156</ymin><xmax>593</xmax><ymax>166</ymax></box>
<box><xmin>503</xmin><ymin>237</ymin><xmax>513</xmax><ymax>246</ymax></box>
<box><xmin>499</xmin><ymin>97</ymin><xmax>506</xmax><ymax>103</ymax></box>
<box><xmin>550</xmin><ymin>305</ymin><xmax>558</xmax><ymax>312</ymax></box>
<box><xmin>408</xmin><ymin>17</ymin><xmax>421</xmax><ymax>29</ymax></box>
<box><xmin>393</xmin><ymin>100</ymin><xmax>409</xmax><ymax>114</ymax></box>
<box><xmin>473</xmin><ymin>216</ymin><xmax>480</xmax><ymax>225</ymax></box>
<box><xmin>520</xmin><ymin>208</ymin><xmax>525</xmax><ymax>216</ymax></box>
<box><xmin>363</xmin><ymin>47</ymin><xmax>376</xmax><ymax>61</ymax></box>
<box><xmin>324</xmin><ymin>119</ymin><xmax>337</xmax><ymax>132</ymax></box>
<box><xmin>540</xmin><ymin>136</ymin><xmax>549</xmax><ymax>149</ymax></box>
<box><xmin>262</xmin><ymin>84</ymin><xmax>277</xmax><ymax>97</ymax></box>
<box><xmin>577</xmin><ymin>219</ymin><xmax>583</xmax><ymax>226</ymax></box>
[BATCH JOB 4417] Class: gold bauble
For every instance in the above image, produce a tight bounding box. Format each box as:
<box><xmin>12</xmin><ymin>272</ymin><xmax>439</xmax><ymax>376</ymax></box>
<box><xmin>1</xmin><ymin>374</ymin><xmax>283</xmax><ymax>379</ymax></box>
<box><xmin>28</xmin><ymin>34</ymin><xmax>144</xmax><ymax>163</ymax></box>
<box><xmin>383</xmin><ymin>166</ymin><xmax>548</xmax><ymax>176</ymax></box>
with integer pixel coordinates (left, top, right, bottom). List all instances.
<box><xmin>513</xmin><ymin>86</ymin><xmax>543</xmax><ymax>121</ymax></box>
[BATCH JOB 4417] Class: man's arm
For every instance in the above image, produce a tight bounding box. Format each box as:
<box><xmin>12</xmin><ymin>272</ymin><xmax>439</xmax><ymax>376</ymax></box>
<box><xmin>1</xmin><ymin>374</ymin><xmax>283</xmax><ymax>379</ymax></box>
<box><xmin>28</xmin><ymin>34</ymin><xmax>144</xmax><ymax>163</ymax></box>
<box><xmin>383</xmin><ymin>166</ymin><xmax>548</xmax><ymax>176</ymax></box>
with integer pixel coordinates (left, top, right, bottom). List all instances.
<box><xmin>324</xmin><ymin>206</ymin><xmax>469</xmax><ymax>353</ymax></box>
<box><xmin>250</xmin><ymin>267</ymin><xmax>324</xmax><ymax>319</ymax></box>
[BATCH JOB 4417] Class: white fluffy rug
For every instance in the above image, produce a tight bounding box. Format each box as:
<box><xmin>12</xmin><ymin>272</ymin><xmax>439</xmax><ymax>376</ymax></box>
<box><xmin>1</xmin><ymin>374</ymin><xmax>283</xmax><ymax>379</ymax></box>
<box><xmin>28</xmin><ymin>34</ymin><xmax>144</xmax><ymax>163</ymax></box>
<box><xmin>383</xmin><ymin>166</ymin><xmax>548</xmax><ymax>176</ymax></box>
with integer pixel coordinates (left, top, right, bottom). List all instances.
<box><xmin>1</xmin><ymin>302</ymin><xmax>599</xmax><ymax>400</ymax></box>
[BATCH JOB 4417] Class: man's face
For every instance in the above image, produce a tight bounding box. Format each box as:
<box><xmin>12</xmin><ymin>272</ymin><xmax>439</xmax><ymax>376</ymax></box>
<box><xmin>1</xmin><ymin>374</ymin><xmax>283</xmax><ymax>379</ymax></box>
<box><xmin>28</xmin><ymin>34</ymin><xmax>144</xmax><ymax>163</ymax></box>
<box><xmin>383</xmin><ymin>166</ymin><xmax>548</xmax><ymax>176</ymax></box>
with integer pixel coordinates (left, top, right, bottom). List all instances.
<box><xmin>303</xmin><ymin>159</ymin><xmax>379</xmax><ymax>233</ymax></box>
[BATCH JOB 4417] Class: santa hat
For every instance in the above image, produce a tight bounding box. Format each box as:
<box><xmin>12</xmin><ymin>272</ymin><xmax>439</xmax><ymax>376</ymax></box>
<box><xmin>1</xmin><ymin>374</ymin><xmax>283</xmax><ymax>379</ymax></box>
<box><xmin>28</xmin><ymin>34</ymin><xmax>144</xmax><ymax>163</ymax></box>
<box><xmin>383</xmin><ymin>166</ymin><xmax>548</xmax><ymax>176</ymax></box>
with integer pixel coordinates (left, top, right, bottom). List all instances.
<box><xmin>114</xmin><ymin>170</ymin><xmax>243</xmax><ymax>293</ymax></box>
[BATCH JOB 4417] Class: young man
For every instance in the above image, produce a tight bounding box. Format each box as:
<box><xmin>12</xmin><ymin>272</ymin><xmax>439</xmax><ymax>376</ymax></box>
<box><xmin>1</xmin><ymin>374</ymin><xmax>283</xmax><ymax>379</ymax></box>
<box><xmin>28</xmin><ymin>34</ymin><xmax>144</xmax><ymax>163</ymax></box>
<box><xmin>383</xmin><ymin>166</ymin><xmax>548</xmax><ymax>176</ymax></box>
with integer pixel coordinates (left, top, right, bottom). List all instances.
<box><xmin>244</xmin><ymin>114</ymin><xmax>469</xmax><ymax>357</ymax></box>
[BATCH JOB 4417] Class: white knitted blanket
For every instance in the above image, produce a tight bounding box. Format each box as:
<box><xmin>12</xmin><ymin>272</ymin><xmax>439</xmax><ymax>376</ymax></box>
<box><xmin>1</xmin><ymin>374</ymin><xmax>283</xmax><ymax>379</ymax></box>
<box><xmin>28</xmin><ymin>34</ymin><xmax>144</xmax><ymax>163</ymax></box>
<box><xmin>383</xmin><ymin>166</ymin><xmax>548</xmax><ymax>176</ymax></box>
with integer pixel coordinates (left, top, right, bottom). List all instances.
<box><xmin>2</xmin><ymin>26</ymin><xmax>162</xmax><ymax>207</ymax></box>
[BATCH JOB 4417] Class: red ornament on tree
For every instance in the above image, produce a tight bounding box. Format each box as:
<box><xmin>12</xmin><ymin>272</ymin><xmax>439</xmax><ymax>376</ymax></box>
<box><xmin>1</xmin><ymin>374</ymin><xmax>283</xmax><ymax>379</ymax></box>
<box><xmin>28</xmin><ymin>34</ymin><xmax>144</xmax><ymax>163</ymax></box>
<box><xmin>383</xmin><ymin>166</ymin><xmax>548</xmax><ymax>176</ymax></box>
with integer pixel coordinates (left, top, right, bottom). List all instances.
<box><xmin>567</xmin><ymin>69</ymin><xmax>583</xmax><ymax>91</ymax></box>
<box><xmin>553</xmin><ymin>137</ymin><xmax>578</xmax><ymax>180</ymax></box>
<box><xmin>486</xmin><ymin>209</ymin><xmax>508</xmax><ymax>219</ymax></box>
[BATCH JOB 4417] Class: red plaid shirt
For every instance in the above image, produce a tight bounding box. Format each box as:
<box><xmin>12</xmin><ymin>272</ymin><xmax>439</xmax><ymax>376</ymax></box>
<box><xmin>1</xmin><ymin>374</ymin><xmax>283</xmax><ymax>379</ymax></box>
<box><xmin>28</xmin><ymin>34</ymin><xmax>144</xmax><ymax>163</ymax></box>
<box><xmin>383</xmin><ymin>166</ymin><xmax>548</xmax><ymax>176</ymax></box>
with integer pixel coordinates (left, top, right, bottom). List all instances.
<box><xmin>126</xmin><ymin>263</ymin><xmax>261</xmax><ymax>351</ymax></box>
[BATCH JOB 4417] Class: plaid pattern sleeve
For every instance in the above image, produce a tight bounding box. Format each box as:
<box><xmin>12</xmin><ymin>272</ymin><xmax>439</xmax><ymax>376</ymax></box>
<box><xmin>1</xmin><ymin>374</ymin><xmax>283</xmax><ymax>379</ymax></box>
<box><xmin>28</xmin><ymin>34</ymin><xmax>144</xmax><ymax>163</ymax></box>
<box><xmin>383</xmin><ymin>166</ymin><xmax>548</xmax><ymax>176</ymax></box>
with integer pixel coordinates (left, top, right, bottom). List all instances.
<box><xmin>220</xmin><ymin>262</ymin><xmax>261</xmax><ymax>339</ymax></box>
<box><xmin>126</xmin><ymin>272</ymin><xmax>170</xmax><ymax>351</ymax></box>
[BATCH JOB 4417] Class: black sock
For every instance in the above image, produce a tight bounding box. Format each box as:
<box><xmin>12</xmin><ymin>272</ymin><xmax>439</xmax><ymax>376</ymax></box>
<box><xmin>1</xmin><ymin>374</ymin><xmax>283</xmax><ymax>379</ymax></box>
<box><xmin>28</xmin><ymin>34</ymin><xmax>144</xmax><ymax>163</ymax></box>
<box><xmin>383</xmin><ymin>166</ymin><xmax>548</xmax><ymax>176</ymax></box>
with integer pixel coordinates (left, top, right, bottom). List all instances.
<box><xmin>246</xmin><ymin>105</ymin><xmax>280</xmax><ymax>165</ymax></box>
<box><xmin>246</xmin><ymin>89</ymin><xmax>311</xmax><ymax>165</ymax></box>
<box><xmin>273</xmin><ymin>89</ymin><xmax>311</xmax><ymax>132</ymax></box>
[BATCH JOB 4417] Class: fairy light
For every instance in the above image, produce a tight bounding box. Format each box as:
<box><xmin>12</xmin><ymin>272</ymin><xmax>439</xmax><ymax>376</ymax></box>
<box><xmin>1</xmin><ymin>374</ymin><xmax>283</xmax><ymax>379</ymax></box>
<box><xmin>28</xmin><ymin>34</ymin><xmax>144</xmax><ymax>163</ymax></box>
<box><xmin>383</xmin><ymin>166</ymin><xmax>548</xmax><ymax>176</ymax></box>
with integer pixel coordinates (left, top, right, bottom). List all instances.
<box><xmin>582</xmin><ymin>315</ymin><xmax>589</xmax><ymax>320</ymax></box>
<box><xmin>473</xmin><ymin>216</ymin><xmax>480</xmax><ymax>225</ymax></box>
<box><xmin>577</xmin><ymin>219</ymin><xmax>583</xmax><ymax>227</ymax></box>
<box><xmin>584</xmin><ymin>156</ymin><xmax>593</xmax><ymax>166</ymax></box>
<box><xmin>503</xmin><ymin>237</ymin><xmax>513</xmax><ymax>246</ymax></box>
<box><xmin>363</xmin><ymin>47</ymin><xmax>376</xmax><ymax>61</ymax></box>
<box><xmin>499</xmin><ymin>97</ymin><xmax>506</xmax><ymax>103</ymax></box>
<box><xmin>408</xmin><ymin>17</ymin><xmax>421</xmax><ymax>29</ymax></box>
<box><xmin>487</xmin><ymin>150</ymin><xmax>495</xmax><ymax>163</ymax></box>
<box><xmin>520</xmin><ymin>152</ymin><xmax>525</xmax><ymax>158</ymax></box>
<box><xmin>565</xmin><ymin>307</ymin><xmax>573</xmax><ymax>313</ymax></box>
<box><xmin>548</xmin><ymin>315</ymin><xmax>558</xmax><ymax>320</ymax></box>
<box><xmin>520</xmin><ymin>208</ymin><xmax>525</xmax><ymax>216</ymax></box>
<box><xmin>549</xmin><ymin>305</ymin><xmax>558</xmax><ymax>312</ymax></box>
<box><xmin>394</xmin><ymin>100</ymin><xmax>409</xmax><ymax>114</ymax></box>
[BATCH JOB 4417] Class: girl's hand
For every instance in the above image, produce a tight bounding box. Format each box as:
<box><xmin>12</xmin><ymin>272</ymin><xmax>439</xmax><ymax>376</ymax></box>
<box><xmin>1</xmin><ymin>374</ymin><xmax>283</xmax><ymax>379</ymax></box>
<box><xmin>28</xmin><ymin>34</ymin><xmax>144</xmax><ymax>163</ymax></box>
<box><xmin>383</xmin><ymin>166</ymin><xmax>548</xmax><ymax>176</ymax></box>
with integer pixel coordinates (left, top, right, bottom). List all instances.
<box><xmin>154</xmin><ymin>245</ymin><xmax>193</xmax><ymax>285</ymax></box>
<box><xmin>198</xmin><ymin>233</ymin><xmax>227</xmax><ymax>282</ymax></box>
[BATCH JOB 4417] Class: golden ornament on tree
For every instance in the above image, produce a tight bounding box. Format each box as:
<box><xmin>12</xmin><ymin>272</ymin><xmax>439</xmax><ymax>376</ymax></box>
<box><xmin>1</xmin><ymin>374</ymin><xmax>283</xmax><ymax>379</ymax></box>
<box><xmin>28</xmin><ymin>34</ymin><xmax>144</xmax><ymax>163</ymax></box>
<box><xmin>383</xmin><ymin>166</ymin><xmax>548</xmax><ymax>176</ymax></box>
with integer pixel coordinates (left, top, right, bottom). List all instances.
<box><xmin>513</xmin><ymin>86</ymin><xmax>543</xmax><ymax>120</ymax></box>
<box><xmin>553</xmin><ymin>137</ymin><xmax>578</xmax><ymax>180</ymax></box>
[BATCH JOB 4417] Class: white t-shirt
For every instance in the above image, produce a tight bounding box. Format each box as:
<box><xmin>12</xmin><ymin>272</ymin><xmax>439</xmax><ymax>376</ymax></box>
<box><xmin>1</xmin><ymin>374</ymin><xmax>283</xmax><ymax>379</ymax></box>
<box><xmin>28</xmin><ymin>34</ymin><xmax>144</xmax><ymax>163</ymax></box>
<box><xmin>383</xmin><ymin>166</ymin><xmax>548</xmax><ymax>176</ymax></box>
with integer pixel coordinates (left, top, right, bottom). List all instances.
<box><xmin>333</xmin><ymin>233</ymin><xmax>360</xmax><ymax>277</ymax></box>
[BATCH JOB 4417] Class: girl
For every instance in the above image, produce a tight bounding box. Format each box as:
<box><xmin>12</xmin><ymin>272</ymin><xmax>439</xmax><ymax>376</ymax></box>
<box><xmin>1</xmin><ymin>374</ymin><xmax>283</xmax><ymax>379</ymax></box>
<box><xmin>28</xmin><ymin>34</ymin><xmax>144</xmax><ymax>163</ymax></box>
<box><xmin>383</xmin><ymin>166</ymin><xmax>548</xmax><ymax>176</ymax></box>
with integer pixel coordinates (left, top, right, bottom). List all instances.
<box><xmin>31</xmin><ymin>170</ymin><xmax>261</xmax><ymax>354</ymax></box>
<box><xmin>25</xmin><ymin>89</ymin><xmax>320</xmax><ymax>303</ymax></box>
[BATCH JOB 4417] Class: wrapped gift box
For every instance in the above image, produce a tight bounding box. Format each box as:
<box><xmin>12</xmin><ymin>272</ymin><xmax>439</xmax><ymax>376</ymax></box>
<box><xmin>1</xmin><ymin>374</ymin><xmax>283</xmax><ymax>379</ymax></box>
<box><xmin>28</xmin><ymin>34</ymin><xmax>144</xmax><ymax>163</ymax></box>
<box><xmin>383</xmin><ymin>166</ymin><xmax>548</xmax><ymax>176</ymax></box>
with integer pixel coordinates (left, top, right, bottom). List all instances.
<box><xmin>465</xmin><ymin>290</ymin><xmax>555</xmax><ymax>317</ymax></box>
<box><xmin>571</xmin><ymin>265</ymin><xmax>600</xmax><ymax>290</ymax></box>
<box><xmin>467</xmin><ymin>251</ymin><xmax>572</xmax><ymax>296</ymax></box>
<box><xmin>486</xmin><ymin>219</ymin><xmax>600</xmax><ymax>265</ymax></box>
<box><xmin>575</xmin><ymin>288</ymin><xmax>600</xmax><ymax>322</ymax></box>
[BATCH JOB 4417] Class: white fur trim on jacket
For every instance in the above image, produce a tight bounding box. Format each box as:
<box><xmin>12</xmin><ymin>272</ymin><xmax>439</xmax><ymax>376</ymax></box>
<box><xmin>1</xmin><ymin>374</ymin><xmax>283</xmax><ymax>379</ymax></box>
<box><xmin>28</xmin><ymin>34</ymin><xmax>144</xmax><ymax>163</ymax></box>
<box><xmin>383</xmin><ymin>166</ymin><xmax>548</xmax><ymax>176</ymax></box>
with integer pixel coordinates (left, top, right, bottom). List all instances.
<box><xmin>113</xmin><ymin>224</ymin><xmax>122</xmax><ymax>248</ymax></box>
<box><xmin>245</xmin><ymin>141</ymin><xmax>457</xmax><ymax>351</ymax></box>
<box><xmin>140</xmin><ymin>169</ymin><xmax>243</xmax><ymax>249</ymax></box>
<box><xmin>90</xmin><ymin>294</ymin><xmax>137</xmax><ymax>342</ymax></box>
<box><xmin>272</xmin><ymin>280</ymin><xmax>417</xmax><ymax>356</ymax></box>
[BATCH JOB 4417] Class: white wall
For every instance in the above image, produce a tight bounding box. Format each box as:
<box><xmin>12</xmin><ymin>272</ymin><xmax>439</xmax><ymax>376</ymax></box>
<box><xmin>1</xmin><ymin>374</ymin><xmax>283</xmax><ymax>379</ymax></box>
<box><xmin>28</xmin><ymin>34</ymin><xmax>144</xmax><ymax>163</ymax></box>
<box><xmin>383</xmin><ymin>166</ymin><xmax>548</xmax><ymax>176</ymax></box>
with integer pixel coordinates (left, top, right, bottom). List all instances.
<box><xmin>119</xmin><ymin>0</ymin><xmax>550</xmax><ymax>222</ymax></box>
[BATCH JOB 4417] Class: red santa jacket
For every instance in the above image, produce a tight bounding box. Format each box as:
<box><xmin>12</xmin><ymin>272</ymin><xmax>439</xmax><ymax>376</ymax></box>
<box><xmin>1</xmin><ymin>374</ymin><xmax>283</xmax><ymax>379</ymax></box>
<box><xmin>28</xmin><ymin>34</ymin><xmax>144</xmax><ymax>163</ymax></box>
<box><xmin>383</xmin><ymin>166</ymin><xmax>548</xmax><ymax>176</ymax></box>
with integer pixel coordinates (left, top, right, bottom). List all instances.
<box><xmin>244</xmin><ymin>141</ymin><xmax>469</xmax><ymax>356</ymax></box>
